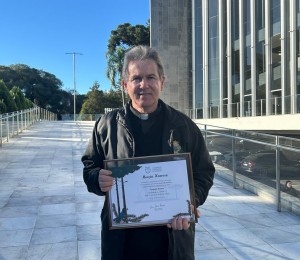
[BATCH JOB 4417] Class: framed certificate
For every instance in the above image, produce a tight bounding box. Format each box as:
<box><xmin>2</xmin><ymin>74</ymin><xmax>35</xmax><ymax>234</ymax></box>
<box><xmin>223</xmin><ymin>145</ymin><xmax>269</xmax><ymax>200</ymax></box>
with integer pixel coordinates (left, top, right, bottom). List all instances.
<box><xmin>104</xmin><ymin>153</ymin><xmax>197</xmax><ymax>229</ymax></box>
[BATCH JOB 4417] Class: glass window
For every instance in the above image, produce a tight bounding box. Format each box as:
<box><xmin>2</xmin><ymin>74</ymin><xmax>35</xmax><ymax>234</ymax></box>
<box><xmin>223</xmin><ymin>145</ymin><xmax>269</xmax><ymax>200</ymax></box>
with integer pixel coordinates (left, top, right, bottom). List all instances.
<box><xmin>208</xmin><ymin>0</ymin><xmax>220</xmax><ymax>115</ymax></box>
<box><xmin>195</xmin><ymin>0</ymin><xmax>203</xmax><ymax>110</ymax></box>
<box><xmin>256</xmin><ymin>0</ymin><xmax>265</xmax><ymax>30</ymax></box>
<box><xmin>232</xmin><ymin>1</ymin><xmax>240</xmax><ymax>104</ymax></box>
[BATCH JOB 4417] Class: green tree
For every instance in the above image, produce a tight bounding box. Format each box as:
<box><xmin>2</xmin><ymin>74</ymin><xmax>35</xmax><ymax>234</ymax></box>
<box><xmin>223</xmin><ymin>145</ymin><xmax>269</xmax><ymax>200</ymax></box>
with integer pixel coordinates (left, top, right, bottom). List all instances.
<box><xmin>107</xmin><ymin>22</ymin><xmax>150</xmax><ymax>55</ymax></box>
<box><xmin>106</xmin><ymin>22</ymin><xmax>150</xmax><ymax>104</ymax></box>
<box><xmin>80</xmin><ymin>82</ymin><xmax>124</xmax><ymax>115</ymax></box>
<box><xmin>0</xmin><ymin>80</ymin><xmax>17</xmax><ymax>113</ymax></box>
<box><xmin>104</xmin><ymin>89</ymin><xmax>124</xmax><ymax>108</ymax></box>
<box><xmin>106</xmin><ymin>46</ymin><xmax>126</xmax><ymax>105</ymax></box>
<box><xmin>0</xmin><ymin>64</ymin><xmax>74</xmax><ymax>116</ymax></box>
<box><xmin>80</xmin><ymin>82</ymin><xmax>105</xmax><ymax>114</ymax></box>
<box><xmin>10</xmin><ymin>86</ymin><xmax>32</xmax><ymax>110</ymax></box>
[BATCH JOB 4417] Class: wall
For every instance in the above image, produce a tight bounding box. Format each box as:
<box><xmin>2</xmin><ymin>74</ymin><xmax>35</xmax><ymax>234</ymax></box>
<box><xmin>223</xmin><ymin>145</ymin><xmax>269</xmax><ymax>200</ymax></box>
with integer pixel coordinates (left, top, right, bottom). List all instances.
<box><xmin>194</xmin><ymin>114</ymin><xmax>300</xmax><ymax>132</ymax></box>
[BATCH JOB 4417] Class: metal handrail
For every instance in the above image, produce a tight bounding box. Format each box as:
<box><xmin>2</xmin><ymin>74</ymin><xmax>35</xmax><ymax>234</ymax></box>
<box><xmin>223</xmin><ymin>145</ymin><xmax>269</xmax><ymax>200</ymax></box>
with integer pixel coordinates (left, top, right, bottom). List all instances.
<box><xmin>198</xmin><ymin>123</ymin><xmax>300</xmax><ymax>214</ymax></box>
<box><xmin>0</xmin><ymin>107</ymin><xmax>57</xmax><ymax>147</ymax></box>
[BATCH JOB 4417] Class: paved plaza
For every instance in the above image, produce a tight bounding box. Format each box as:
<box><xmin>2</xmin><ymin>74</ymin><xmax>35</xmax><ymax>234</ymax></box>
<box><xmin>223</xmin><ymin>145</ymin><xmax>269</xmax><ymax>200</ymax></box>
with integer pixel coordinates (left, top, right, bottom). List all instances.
<box><xmin>0</xmin><ymin>121</ymin><xmax>300</xmax><ymax>259</ymax></box>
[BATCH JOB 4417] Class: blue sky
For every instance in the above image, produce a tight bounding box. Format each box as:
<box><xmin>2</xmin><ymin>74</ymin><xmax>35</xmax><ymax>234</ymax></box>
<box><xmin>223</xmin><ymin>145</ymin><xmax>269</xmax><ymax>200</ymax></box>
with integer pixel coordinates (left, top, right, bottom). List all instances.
<box><xmin>0</xmin><ymin>0</ymin><xmax>149</xmax><ymax>94</ymax></box>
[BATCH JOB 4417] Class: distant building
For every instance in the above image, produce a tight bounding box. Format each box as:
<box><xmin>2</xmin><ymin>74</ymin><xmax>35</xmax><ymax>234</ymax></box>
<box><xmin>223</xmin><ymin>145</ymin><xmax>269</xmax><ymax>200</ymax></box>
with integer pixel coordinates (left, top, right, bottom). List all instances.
<box><xmin>151</xmin><ymin>0</ymin><xmax>300</xmax><ymax>120</ymax></box>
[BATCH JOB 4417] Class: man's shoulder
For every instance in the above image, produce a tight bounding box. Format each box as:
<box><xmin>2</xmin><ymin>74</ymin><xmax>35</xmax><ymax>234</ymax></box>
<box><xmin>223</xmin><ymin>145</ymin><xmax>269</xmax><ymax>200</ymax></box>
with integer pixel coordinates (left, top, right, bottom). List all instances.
<box><xmin>95</xmin><ymin>108</ymin><xmax>124</xmax><ymax>128</ymax></box>
<box><xmin>163</xmin><ymin>102</ymin><xmax>195</xmax><ymax>125</ymax></box>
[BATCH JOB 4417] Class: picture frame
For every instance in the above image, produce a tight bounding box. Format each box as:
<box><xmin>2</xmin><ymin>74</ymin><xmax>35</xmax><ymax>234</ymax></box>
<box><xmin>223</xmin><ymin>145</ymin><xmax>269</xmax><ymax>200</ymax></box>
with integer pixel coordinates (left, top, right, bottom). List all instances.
<box><xmin>104</xmin><ymin>153</ymin><xmax>197</xmax><ymax>229</ymax></box>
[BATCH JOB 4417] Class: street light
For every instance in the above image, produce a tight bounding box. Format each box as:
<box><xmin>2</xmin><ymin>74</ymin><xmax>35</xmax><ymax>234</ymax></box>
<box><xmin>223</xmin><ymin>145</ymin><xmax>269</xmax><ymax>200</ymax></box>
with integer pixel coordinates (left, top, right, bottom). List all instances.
<box><xmin>66</xmin><ymin>52</ymin><xmax>83</xmax><ymax>121</ymax></box>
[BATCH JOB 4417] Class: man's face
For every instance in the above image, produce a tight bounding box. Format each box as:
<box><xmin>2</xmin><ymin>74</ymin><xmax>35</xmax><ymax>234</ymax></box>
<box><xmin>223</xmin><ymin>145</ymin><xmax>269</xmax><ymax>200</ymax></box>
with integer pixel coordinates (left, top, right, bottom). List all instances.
<box><xmin>123</xmin><ymin>59</ymin><xmax>164</xmax><ymax>114</ymax></box>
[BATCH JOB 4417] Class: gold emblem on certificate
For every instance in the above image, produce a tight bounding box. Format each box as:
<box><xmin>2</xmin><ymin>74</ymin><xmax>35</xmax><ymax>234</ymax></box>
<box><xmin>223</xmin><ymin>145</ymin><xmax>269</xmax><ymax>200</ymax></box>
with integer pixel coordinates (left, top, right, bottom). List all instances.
<box><xmin>104</xmin><ymin>153</ymin><xmax>197</xmax><ymax>229</ymax></box>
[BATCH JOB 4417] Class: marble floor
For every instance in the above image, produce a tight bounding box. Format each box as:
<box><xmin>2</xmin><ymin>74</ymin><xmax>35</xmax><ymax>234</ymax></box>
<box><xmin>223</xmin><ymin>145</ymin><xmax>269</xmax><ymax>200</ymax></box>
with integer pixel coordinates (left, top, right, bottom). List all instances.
<box><xmin>0</xmin><ymin>121</ymin><xmax>300</xmax><ymax>260</ymax></box>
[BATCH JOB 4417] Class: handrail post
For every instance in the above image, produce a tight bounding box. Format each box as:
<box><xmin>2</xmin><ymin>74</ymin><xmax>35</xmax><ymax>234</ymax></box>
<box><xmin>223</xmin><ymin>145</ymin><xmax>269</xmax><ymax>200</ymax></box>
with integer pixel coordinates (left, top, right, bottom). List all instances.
<box><xmin>21</xmin><ymin>111</ymin><xmax>23</xmax><ymax>132</ymax></box>
<box><xmin>0</xmin><ymin>114</ymin><xmax>2</xmax><ymax>147</ymax></box>
<box><xmin>204</xmin><ymin>124</ymin><xmax>207</xmax><ymax>145</ymax></box>
<box><xmin>17</xmin><ymin>111</ymin><xmax>19</xmax><ymax>135</ymax></box>
<box><xmin>276</xmin><ymin>136</ymin><xmax>281</xmax><ymax>212</ymax></box>
<box><xmin>232</xmin><ymin>129</ymin><xmax>237</xmax><ymax>188</ymax></box>
<box><xmin>12</xmin><ymin>112</ymin><xmax>15</xmax><ymax>137</ymax></box>
<box><xmin>6</xmin><ymin>115</ymin><xmax>9</xmax><ymax>142</ymax></box>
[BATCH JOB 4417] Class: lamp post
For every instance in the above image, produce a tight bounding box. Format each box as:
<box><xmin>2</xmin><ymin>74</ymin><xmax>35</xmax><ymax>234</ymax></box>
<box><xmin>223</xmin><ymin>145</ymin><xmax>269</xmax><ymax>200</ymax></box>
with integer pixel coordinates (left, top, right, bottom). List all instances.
<box><xmin>66</xmin><ymin>52</ymin><xmax>83</xmax><ymax>121</ymax></box>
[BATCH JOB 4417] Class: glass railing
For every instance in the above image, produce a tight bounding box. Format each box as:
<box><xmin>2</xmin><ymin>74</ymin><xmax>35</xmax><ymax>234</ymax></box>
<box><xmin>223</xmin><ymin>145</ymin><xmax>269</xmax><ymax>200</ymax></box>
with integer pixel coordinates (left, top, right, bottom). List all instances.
<box><xmin>198</xmin><ymin>123</ymin><xmax>300</xmax><ymax>215</ymax></box>
<box><xmin>184</xmin><ymin>94</ymin><xmax>300</xmax><ymax>119</ymax></box>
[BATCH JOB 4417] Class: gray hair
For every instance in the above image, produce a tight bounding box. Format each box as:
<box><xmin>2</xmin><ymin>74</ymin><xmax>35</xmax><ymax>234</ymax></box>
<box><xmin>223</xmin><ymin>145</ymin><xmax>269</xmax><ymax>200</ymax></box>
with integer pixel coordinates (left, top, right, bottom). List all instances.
<box><xmin>122</xmin><ymin>45</ymin><xmax>165</xmax><ymax>82</ymax></box>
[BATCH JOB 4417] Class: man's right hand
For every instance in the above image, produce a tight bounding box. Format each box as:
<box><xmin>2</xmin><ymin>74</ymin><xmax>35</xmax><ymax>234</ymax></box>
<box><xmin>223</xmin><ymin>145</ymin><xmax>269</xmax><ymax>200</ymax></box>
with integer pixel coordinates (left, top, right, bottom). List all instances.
<box><xmin>98</xmin><ymin>169</ymin><xmax>113</xmax><ymax>192</ymax></box>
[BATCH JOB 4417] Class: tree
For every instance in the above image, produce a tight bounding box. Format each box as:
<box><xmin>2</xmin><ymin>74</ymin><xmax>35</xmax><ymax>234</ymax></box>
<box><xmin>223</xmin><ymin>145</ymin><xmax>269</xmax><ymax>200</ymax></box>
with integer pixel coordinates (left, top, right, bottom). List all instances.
<box><xmin>106</xmin><ymin>22</ymin><xmax>150</xmax><ymax>104</ymax></box>
<box><xmin>106</xmin><ymin>46</ymin><xmax>126</xmax><ymax>105</ymax></box>
<box><xmin>80</xmin><ymin>82</ymin><xmax>124</xmax><ymax>115</ymax></box>
<box><xmin>107</xmin><ymin>22</ymin><xmax>150</xmax><ymax>55</ymax></box>
<box><xmin>0</xmin><ymin>64</ymin><xmax>74</xmax><ymax>116</ymax></box>
<box><xmin>10</xmin><ymin>86</ymin><xmax>32</xmax><ymax>110</ymax></box>
<box><xmin>80</xmin><ymin>82</ymin><xmax>105</xmax><ymax>114</ymax></box>
<box><xmin>0</xmin><ymin>80</ymin><xmax>17</xmax><ymax>113</ymax></box>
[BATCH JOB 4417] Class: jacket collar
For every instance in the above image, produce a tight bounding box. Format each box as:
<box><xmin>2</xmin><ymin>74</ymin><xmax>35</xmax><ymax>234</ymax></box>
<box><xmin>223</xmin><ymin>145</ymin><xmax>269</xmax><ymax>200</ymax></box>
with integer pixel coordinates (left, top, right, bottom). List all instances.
<box><xmin>116</xmin><ymin>99</ymin><xmax>186</xmax><ymax>129</ymax></box>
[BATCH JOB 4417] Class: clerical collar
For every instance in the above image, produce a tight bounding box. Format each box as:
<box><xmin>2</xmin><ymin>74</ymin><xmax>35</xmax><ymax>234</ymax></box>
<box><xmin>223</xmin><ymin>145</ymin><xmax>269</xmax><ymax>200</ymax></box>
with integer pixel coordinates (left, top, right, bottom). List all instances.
<box><xmin>130</xmin><ymin>105</ymin><xmax>161</xmax><ymax>120</ymax></box>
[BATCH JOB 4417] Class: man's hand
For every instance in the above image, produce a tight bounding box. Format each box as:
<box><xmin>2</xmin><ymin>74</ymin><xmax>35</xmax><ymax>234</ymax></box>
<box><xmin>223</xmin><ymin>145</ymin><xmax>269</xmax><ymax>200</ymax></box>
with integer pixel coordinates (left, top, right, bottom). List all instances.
<box><xmin>167</xmin><ymin>205</ymin><xmax>200</xmax><ymax>230</ymax></box>
<box><xmin>98</xmin><ymin>169</ymin><xmax>113</xmax><ymax>192</ymax></box>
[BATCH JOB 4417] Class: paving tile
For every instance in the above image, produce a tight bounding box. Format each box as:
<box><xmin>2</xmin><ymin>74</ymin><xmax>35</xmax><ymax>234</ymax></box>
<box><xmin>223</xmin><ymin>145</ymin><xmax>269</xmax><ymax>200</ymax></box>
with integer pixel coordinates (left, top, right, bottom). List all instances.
<box><xmin>78</xmin><ymin>240</ymin><xmax>101</xmax><ymax>260</ymax></box>
<box><xmin>195</xmin><ymin>248</ymin><xmax>236</xmax><ymax>260</ymax></box>
<box><xmin>35</xmin><ymin>214</ymin><xmax>76</xmax><ymax>228</ymax></box>
<box><xmin>209</xmin><ymin>228</ymin><xmax>268</xmax><ymax>248</ymax></box>
<box><xmin>40</xmin><ymin>195</ymin><xmax>75</xmax><ymax>205</ymax></box>
<box><xmin>30</xmin><ymin>226</ymin><xmax>77</xmax><ymax>245</ymax></box>
<box><xmin>38</xmin><ymin>203</ymin><xmax>76</xmax><ymax>216</ymax></box>
<box><xmin>194</xmin><ymin>231</ymin><xmax>223</xmax><ymax>251</ymax></box>
<box><xmin>76</xmin><ymin>202</ymin><xmax>103</xmax><ymax>213</ymax></box>
<box><xmin>77</xmin><ymin>224</ymin><xmax>101</xmax><ymax>241</ymax></box>
<box><xmin>249</xmin><ymin>226</ymin><xmax>300</xmax><ymax>244</ymax></box>
<box><xmin>5</xmin><ymin>197</ymin><xmax>41</xmax><ymax>207</ymax></box>
<box><xmin>227</xmin><ymin>245</ymin><xmax>285</xmax><ymax>259</ymax></box>
<box><xmin>270</xmin><ymin>241</ymin><xmax>300</xmax><ymax>260</ymax></box>
<box><xmin>0</xmin><ymin>216</ymin><xmax>36</xmax><ymax>230</ymax></box>
<box><xmin>27</xmin><ymin>241</ymin><xmax>77</xmax><ymax>260</ymax></box>
<box><xmin>0</xmin><ymin>229</ymin><xmax>32</xmax><ymax>247</ymax></box>
<box><xmin>199</xmin><ymin>215</ymin><xmax>245</xmax><ymax>231</ymax></box>
<box><xmin>0</xmin><ymin>246</ymin><xmax>28</xmax><ymax>260</ymax></box>
<box><xmin>234</xmin><ymin>213</ymin><xmax>280</xmax><ymax>228</ymax></box>
<box><xmin>76</xmin><ymin>212</ymin><xmax>100</xmax><ymax>226</ymax></box>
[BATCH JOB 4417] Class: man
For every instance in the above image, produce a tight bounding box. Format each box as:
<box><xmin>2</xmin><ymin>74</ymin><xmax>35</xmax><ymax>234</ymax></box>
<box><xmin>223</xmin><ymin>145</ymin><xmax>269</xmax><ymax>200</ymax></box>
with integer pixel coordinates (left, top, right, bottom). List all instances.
<box><xmin>81</xmin><ymin>45</ymin><xmax>215</xmax><ymax>260</ymax></box>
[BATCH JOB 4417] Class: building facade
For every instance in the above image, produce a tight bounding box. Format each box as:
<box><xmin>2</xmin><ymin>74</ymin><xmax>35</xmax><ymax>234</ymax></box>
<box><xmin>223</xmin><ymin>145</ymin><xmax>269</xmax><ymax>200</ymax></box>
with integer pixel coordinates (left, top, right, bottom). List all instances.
<box><xmin>151</xmin><ymin>0</ymin><xmax>300</xmax><ymax>119</ymax></box>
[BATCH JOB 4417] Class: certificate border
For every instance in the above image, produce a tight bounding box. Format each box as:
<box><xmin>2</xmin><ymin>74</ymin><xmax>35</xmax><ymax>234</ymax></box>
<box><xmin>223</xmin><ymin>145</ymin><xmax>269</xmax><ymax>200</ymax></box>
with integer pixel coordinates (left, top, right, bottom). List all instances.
<box><xmin>104</xmin><ymin>153</ymin><xmax>197</xmax><ymax>229</ymax></box>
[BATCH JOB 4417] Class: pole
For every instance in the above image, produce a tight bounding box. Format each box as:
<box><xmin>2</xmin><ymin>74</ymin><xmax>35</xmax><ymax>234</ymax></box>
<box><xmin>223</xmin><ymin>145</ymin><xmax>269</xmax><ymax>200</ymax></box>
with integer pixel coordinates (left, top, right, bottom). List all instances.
<box><xmin>66</xmin><ymin>52</ymin><xmax>83</xmax><ymax>121</ymax></box>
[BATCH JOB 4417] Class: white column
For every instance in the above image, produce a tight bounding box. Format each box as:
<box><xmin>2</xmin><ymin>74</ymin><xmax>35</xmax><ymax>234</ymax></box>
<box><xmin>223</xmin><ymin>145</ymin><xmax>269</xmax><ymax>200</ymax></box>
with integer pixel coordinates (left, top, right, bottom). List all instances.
<box><xmin>281</xmin><ymin>0</ymin><xmax>286</xmax><ymax>114</ymax></box>
<box><xmin>219</xmin><ymin>0</ymin><xmax>224</xmax><ymax>118</ymax></box>
<box><xmin>239</xmin><ymin>0</ymin><xmax>245</xmax><ymax>117</ymax></box>
<box><xmin>227</xmin><ymin>0</ymin><xmax>232</xmax><ymax>118</ymax></box>
<box><xmin>290</xmin><ymin>0</ymin><xmax>297</xmax><ymax>114</ymax></box>
<box><xmin>265</xmin><ymin>0</ymin><xmax>272</xmax><ymax>115</ymax></box>
<box><xmin>251</xmin><ymin>0</ymin><xmax>257</xmax><ymax>116</ymax></box>
<box><xmin>192</xmin><ymin>0</ymin><xmax>196</xmax><ymax>115</ymax></box>
<box><xmin>203</xmin><ymin>0</ymin><xmax>209</xmax><ymax>118</ymax></box>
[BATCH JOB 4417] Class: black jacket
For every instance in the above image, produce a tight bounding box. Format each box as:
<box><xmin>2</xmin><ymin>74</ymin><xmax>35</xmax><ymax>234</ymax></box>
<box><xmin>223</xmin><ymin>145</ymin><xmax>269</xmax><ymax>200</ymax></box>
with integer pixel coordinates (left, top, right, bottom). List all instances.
<box><xmin>82</xmin><ymin>100</ymin><xmax>215</xmax><ymax>260</ymax></box>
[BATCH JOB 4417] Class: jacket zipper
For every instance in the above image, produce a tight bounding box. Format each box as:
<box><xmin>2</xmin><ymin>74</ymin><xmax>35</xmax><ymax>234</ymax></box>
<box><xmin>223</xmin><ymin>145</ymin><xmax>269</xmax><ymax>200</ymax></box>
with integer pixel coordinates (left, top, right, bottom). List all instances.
<box><xmin>168</xmin><ymin>129</ymin><xmax>174</xmax><ymax>152</ymax></box>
